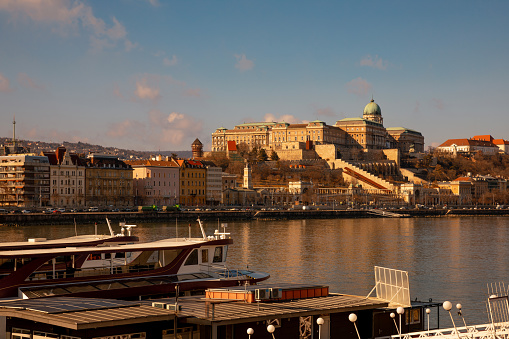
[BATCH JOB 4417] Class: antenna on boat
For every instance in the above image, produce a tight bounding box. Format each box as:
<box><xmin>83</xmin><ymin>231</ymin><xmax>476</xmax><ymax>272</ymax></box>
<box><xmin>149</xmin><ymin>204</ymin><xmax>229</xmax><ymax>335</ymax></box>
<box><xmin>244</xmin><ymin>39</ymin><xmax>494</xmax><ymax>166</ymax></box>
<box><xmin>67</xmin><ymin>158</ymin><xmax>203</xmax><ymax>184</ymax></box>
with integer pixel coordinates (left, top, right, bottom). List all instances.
<box><xmin>197</xmin><ymin>217</ymin><xmax>207</xmax><ymax>240</ymax></box>
<box><xmin>106</xmin><ymin>218</ymin><xmax>114</xmax><ymax>236</ymax></box>
<box><xmin>74</xmin><ymin>218</ymin><xmax>77</xmax><ymax>237</ymax></box>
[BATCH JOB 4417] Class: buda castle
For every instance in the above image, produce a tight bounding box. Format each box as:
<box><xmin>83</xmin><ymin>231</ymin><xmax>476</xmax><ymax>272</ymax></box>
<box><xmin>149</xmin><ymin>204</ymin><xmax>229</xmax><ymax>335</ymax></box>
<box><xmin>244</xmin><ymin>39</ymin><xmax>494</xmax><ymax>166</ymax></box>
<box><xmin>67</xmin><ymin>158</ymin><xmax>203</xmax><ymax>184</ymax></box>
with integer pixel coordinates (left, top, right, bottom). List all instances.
<box><xmin>211</xmin><ymin>99</ymin><xmax>424</xmax><ymax>160</ymax></box>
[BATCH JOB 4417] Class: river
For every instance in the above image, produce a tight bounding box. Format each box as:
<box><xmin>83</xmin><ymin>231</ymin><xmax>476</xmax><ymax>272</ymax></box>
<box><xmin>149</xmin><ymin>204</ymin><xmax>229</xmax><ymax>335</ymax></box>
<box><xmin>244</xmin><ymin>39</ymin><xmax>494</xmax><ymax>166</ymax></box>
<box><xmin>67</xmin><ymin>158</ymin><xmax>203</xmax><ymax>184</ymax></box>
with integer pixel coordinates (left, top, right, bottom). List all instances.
<box><xmin>2</xmin><ymin>216</ymin><xmax>508</xmax><ymax>326</ymax></box>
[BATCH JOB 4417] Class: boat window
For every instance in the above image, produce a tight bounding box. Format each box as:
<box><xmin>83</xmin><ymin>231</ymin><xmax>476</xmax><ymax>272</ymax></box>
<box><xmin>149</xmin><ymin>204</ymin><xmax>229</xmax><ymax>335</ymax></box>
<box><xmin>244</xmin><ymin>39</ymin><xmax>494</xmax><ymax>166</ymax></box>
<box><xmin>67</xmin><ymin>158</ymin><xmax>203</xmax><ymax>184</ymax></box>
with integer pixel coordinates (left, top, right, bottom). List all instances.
<box><xmin>33</xmin><ymin>331</ymin><xmax>59</xmax><ymax>338</ymax></box>
<box><xmin>115</xmin><ymin>252</ymin><xmax>126</xmax><ymax>258</ymax></box>
<box><xmin>93</xmin><ymin>333</ymin><xmax>145</xmax><ymax>339</ymax></box>
<box><xmin>201</xmin><ymin>249</ymin><xmax>208</xmax><ymax>263</ymax></box>
<box><xmin>213</xmin><ymin>246</ymin><xmax>223</xmax><ymax>263</ymax></box>
<box><xmin>163</xmin><ymin>249</ymin><xmax>182</xmax><ymax>266</ymax></box>
<box><xmin>12</xmin><ymin>328</ymin><xmax>31</xmax><ymax>339</ymax></box>
<box><xmin>184</xmin><ymin>249</ymin><xmax>198</xmax><ymax>266</ymax></box>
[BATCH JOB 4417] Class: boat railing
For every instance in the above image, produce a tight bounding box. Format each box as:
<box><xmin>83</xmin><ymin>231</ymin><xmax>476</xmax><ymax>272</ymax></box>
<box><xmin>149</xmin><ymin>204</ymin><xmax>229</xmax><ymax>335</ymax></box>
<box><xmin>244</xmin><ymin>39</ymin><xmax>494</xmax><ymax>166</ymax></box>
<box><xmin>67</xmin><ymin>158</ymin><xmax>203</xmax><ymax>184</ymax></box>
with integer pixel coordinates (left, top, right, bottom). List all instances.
<box><xmin>27</xmin><ymin>263</ymin><xmax>158</xmax><ymax>281</ymax></box>
<box><xmin>384</xmin><ymin>322</ymin><xmax>509</xmax><ymax>339</ymax></box>
<box><xmin>199</xmin><ymin>263</ymin><xmax>239</xmax><ymax>279</ymax></box>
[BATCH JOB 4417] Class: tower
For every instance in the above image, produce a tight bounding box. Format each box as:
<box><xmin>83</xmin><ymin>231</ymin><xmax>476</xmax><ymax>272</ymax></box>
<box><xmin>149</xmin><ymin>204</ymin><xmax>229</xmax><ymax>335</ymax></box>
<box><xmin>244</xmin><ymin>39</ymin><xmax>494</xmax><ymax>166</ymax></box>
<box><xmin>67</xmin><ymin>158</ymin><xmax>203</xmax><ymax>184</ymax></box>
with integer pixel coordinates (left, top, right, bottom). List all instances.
<box><xmin>243</xmin><ymin>162</ymin><xmax>253</xmax><ymax>189</ymax></box>
<box><xmin>191</xmin><ymin>138</ymin><xmax>203</xmax><ymax>159</ymax></box>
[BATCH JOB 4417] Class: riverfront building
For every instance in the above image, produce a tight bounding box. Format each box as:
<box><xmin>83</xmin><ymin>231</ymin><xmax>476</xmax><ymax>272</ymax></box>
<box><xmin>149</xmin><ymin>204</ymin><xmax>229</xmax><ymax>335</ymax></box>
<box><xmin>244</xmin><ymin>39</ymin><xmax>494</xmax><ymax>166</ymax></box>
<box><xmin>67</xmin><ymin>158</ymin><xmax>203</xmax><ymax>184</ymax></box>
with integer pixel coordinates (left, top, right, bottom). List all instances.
<box><xmin>0</xmin><ymin>154</ymin><xmax>50</xmax><ymax>208</ymax></box>
<box><xmin>42</xmin><ymin>146</ymin><xmax>86</xmax><ymax>208</ymax></box>
<box><xmin>84</xmin><ymin>154</ymin><xmax>133</xmax><ymax>208</ymax></box>
<box><xmin>175</xmin><ymin>159</ymin><xmax>207</xmax><ymax>206</ymax></box>
<box><xmin>126</xmin><ymin>159</ymin><xmax>180</xmax><ymax>207</ymax></box>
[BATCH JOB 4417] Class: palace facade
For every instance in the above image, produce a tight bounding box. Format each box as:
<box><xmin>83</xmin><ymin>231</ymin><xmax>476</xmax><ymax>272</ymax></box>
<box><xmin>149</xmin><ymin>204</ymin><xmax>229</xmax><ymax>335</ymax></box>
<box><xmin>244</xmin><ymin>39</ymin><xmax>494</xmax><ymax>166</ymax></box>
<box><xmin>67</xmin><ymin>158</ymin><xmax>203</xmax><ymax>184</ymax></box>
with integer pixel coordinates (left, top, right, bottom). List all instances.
<box><xmin>211</xmin><ymin>99</ymin><xmax>424</xmax><ymax>156</ymax></box>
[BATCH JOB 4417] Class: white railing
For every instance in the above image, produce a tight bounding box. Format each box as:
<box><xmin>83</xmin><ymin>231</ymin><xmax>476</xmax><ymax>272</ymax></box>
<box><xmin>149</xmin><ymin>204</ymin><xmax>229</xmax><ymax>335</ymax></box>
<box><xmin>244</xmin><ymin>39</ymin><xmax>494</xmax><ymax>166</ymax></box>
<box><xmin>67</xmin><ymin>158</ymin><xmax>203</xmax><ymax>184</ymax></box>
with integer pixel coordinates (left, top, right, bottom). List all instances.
<box><xmin>385</xmin><ymin>322</ymin><xmax>509</xmax><ymax>339</ymax></box>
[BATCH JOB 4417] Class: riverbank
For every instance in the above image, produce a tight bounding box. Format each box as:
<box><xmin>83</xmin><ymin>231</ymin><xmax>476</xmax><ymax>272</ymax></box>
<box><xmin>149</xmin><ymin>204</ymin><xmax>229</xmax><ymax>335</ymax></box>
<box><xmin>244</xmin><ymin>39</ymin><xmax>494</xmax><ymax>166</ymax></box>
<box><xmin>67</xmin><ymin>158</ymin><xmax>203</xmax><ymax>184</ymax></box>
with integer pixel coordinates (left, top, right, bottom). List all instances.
<box><xmin>1</xmin><ymin>208</ymin><xmax>509</xmax><ymax>226</ymax></box>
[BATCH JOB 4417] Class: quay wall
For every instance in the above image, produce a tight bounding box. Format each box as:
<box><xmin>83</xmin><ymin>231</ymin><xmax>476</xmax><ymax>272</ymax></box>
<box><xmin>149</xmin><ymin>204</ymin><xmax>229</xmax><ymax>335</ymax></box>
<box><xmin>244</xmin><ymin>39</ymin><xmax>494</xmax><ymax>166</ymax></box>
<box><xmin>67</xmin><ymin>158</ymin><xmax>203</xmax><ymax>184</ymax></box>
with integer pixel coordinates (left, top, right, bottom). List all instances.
<box><xmin>1</xmin><ymin>208</ymin><xmax>509</xmax><ymax>226</ymax></box>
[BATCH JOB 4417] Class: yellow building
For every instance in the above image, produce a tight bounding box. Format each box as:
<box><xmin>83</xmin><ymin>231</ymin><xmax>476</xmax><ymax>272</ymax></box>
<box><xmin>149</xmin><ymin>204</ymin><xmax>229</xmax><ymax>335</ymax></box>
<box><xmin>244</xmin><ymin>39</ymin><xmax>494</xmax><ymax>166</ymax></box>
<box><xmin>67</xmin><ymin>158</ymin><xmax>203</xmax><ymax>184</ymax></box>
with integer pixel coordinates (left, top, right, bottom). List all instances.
<box><xmin>85</xmin><ymin>154</ymin><xmax>133</xmax><ymax>208</ymax></box>
<box><xmin>211</xmin><ymin>98</ymin><xmax>424</xmax><ymax>156</ymax></box>
<box><xmin>175</xmin><ymin>159</ymin><xmax>207</xmax><ymax>206</ymax></box>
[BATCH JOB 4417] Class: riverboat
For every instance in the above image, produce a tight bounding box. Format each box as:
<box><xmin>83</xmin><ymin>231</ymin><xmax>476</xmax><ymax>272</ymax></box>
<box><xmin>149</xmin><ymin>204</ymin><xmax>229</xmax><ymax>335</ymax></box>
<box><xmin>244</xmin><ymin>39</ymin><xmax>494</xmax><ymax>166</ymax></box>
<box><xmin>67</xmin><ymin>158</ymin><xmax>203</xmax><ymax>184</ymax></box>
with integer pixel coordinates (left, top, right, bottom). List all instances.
<box><xmin>0</xmin><ymin>218</ymin><xmax>269</xmax><ymax>299</ymax></box>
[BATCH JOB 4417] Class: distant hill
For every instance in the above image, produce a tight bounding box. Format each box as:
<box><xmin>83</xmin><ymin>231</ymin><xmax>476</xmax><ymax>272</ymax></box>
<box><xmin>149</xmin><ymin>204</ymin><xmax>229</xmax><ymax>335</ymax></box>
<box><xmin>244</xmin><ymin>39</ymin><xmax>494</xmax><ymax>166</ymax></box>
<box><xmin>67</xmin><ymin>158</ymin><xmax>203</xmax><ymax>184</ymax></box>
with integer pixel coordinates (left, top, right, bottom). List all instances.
<box><xmin>0</xmin><ymin>137</ymin><xmax>192</xmax><ymax>160</ymax></box>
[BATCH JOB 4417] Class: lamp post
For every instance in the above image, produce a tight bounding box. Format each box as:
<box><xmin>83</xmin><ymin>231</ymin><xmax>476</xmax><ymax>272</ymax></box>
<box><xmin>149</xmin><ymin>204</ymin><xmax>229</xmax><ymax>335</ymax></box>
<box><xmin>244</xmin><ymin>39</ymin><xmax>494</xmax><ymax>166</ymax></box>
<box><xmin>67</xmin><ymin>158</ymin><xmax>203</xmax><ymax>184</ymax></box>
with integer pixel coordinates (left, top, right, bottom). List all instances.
<box><xmin>426</xmin><ymin>308</ymin><xmax>431</xmax><ymax>332</ymax></box>
<box><xmin>390</xmin><ymin>312</ymin><xmax>400</xmax><ymax>336</ymax></box>
<box><xmin>247</xmin><ymin>328</ymin><xmax>254</xmax><ymax>339</ymax></box>
<box><xmin>317</xmin><ymin>317</ymin><xmax>324</xmax><ymax>339</ymax></box>
<box><xmin>443</xmin><ymin>301</ymin><xmax>461</xmax><ymax>339</ymax></box>
<box><xmin>267</xmin><ymin>324</ymin><xmax>276</xmax><ymax>339</ymax></box>
<box><xmin>456</xmin><ymin>303</ymin><xmax>468</xmax><ymax>329</ymax></box>
<box><xmin>348</xmin><ymin>313</ymin><xmax>361</xmax><ymax>339</ymax></box>
<box><xmin>397</xmin><ymin>307</ymin><xmax>405</xmax><ymax>339</ymax></box>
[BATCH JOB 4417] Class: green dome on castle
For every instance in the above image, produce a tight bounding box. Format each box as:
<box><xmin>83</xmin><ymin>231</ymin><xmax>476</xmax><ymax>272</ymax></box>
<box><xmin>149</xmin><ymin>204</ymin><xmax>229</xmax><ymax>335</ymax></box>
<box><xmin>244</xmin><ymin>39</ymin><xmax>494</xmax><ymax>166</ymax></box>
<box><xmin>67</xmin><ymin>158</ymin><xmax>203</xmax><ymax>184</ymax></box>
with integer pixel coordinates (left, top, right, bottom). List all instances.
<box><xmin>363</xmin><ymin>99</ymin><xmax>381</xmax><ymax>116</ymax></box>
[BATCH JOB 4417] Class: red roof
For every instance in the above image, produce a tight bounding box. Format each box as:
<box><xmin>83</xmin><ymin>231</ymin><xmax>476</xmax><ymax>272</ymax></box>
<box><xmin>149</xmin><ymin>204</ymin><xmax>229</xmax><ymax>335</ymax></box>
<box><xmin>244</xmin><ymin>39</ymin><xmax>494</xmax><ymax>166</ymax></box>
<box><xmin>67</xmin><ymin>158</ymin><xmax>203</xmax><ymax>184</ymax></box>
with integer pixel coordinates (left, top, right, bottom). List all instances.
<box><xmin>493</xmin><ymin>139</ymin><xmax>509</xmax><ymax>145</ymax></box>
<box><xmin>227</xmin><ymin>141</ymin><xmax>237</xmax><ymax>151</ymax></box>
<box><xmin>472</xmin><ymin>135</ymin><xmax>494</xmax><ymax>142</ymax></box>
<box><xmin>438</xmin><ymin>138</ymin><xmax>497</xmax><ymax>148</ymax></box>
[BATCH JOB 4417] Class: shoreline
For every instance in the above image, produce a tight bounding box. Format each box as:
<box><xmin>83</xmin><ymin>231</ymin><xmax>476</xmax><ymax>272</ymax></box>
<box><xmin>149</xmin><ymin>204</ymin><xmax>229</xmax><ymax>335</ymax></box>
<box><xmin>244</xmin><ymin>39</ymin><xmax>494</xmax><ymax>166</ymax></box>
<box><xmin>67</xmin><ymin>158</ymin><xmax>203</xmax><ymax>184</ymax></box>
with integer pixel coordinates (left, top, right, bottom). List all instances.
<box><xmin>1</xmin><ymin>208</ymin><xmax>509</xmax><ymax>226</ymax></box>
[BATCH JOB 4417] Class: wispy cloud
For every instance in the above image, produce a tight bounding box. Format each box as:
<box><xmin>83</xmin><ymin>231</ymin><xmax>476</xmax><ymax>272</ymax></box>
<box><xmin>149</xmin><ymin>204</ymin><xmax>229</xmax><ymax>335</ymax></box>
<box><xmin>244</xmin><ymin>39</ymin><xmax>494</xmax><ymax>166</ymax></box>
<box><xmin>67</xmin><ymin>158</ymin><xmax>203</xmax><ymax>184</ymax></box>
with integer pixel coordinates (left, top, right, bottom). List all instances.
<box><xmin>315</xmin><ymin>107</ymin><xmax>335</xmax><ymax>117</ymax></box>
<box><xmin>0</xmin><ymin>73</ymin><xmax>13</xmax><ymax>92</ymax></box>
<box><xmin>360</xmin><ymin>55</ymin><xmax>389</xmax><ymax>70</ymax></box>
<box><xmin>183</xmin><ymin>88</ymin><xmax>202</xmax><ymax>97</ymax></box>
<box><xmin>17</xmin><ymin>72</ymin><xmax>44</xmax><ymax>90</ymax></box>
<box><xmin>163</xmin><ymin>55</ymin><xmax>178</xmax><ymax>66</ymax></box>
<box><xmin>106</xmin><ymin>109</ymin><xmax>203</xmax><ymax>148</ymax></box>
<box><xmin>146</xmin><ymin>0</ymin><xmax>160</xmax><ymax>7</ymax></box>
<box><xmin>234</xmin><ymin>54</ymin><xmax>254</xmax><ymax>72</ymax></box>
<box><xmin>346</xmin><ymin>77</ymin><xmax>372</xmax><ymax>96</ymax></box>
<box><xmin>432</xmin><ymin>98</ymin><xmax>445</xmax><ymax>110</ymax></box>
<box><xmin>0</xmin><ymin>0</ymin><xmax>136</xmax><ymax>52</ymax></box>
<box><xmin>133</xmin><ymin>75</ymin><xmax>160</xmax><ymax>102</ymax></box>
<box><xmin>263</xmin><ymin>113</ymin><xmax>301</xmax><ymax>124</ymax></box>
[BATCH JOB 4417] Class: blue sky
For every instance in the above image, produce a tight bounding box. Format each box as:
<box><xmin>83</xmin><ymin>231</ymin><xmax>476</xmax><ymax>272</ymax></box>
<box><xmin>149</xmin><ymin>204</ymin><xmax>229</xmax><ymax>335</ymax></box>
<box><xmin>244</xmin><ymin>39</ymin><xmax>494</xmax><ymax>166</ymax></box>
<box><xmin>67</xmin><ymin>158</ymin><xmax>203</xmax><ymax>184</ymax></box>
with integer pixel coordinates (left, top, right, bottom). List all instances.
<box><xmin>0</xmin><ymin>0</ymin><xmax>507</xmax><ymax>151</ymax></box>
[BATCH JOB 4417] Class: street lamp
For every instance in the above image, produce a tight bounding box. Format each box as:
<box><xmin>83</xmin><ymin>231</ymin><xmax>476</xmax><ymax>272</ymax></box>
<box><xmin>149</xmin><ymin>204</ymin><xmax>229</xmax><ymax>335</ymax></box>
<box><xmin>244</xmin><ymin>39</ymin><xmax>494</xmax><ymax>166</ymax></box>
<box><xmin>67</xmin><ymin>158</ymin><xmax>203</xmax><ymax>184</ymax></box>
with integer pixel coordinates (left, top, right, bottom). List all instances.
<box><xmin>396</xmin><ymin>307</ymin><xmax>405</xmax><ymax>339</ymax></box>
<box><xmin>267</xmin><ymin>324</ymin><xmax>276</xmax><ymax>339</ymax></box>
<box><xmin>443</xmin><ymin>301</ymin><xmax>461</xmax><ymax>339</ymax></box>
<box><xmin>348</xmin><ymin>313</ymin><xmax>361</xmax><ymax>339</ymax></box>
<box><xmin>456</xmin><ymin>303</ymin><xmax>468</xmax><ymax>329</ymax></box>
<box><xmin>247</xmin><ymin>328</ymin><xmax>254</xmax><ymax>338</ymax></box>
<box><xmin>426</xmin><ymin>308</ymin><xmax>431</xmax><ymax>332</ymax></box>
<box><xmin>390</xmin><ymin>312</ymin><xmax>400</xmax><ymax>336</ymax></box>
<box><xmin>317</xmin><ymin>317</ymin><xmax>324</xmax><ymax>339</ymax></box>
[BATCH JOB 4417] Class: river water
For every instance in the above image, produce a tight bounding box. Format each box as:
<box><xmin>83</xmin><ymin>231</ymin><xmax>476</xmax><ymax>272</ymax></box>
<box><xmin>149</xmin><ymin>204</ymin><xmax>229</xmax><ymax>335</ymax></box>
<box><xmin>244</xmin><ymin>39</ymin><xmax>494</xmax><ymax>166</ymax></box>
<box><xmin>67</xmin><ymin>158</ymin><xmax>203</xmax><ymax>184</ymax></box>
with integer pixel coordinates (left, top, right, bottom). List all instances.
<box><xmin>3</xmin><ymin>216</ymin><xmax>509</xmax><ymax>326</ymax></box>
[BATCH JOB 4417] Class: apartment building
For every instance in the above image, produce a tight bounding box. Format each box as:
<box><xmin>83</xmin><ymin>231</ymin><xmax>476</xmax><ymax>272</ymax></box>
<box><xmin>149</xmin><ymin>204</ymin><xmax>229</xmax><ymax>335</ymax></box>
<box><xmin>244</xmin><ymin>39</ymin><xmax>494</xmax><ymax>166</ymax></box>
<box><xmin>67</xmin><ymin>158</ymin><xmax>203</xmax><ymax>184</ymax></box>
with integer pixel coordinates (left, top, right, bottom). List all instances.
<box><xmin>43</xmin><ymin>146</ymin><xmax>86</xmax><ymax>208</ymax></box>
<box><xmin>85</xmin><ymin>154</ymin><xmax>133</xmax><ymax>208</ymax></box>
<box><xmin>126</xmin><ymin>159</ymin><xmax>180</xmax><ymax>206</ymax></box>
<box><xmin>0</xmin><ymin>154</ymin><xmax>50</xmax><ymax>208</ymax></box>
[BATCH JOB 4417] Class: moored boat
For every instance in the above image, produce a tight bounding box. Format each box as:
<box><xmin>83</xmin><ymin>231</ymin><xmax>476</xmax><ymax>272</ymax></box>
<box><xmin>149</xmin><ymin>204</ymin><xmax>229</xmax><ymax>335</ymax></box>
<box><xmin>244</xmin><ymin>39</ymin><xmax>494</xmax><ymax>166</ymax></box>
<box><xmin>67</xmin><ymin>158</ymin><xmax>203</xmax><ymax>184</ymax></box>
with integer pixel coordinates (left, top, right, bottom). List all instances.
<box><xmin>0</xmin><ymin>218</ymin><xmax>269</xmax><ymax>299</ymax></box>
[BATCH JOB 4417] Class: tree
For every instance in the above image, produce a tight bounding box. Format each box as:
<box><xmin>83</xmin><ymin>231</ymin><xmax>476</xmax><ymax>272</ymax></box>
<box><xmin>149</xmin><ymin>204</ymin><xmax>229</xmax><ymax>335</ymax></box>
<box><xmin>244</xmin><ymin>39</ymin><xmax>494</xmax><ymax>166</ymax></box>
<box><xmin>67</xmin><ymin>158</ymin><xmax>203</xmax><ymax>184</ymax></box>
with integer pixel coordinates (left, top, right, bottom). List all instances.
<box><xmin>257</xmin><ymin>148</ymin><xmax>268</xmax><ymax>162</ymax></box>
<box><xmin>270</xmin><ymin>150</ymin><xmax>279</xmax><ymax>161</ymax></box>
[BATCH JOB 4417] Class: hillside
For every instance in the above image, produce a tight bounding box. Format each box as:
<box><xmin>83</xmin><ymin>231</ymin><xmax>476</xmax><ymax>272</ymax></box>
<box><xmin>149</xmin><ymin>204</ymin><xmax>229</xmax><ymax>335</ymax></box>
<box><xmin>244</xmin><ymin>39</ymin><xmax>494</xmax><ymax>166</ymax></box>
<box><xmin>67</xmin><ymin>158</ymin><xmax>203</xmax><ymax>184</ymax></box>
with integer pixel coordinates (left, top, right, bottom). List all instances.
<box><xmin>0</xmin><ymin>137</ymin><xmax>192</xmax><ymax>160</ymax></box>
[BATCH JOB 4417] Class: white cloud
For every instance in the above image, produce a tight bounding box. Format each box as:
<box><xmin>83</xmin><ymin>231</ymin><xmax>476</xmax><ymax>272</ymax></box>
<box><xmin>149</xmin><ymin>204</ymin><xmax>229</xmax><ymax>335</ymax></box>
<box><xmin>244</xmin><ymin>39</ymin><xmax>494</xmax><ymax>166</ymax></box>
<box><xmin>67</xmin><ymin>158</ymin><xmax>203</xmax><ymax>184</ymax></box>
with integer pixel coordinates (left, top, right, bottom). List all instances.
<box><xmin>163</xmin><ymin>55</ymin><xmax>178</xmax><ymax>66</ymax></box>
<box><xmin>0</xmin><ymin>0</ymin><xmax>136</xmax><ymax>52</ymax></box>
<box><xmin>263</xmin><ymin>113</ymin><xmax>301</xmax><ymax>124</ymax></box>
<box><xmin>134</xmin><ymin>76</ymin><xmax>160</xmax><ymax>102</ymax></box>
<box><xmin>346</xmin><ymin>77</ymin><xmax>372</xmax><ymax>96</ymax></box>
<box><xmin>17</xmin><ymin>72</ymin><xmax>44</xmax><ymax>89</ymax></box>
<box><xmin>234</xmin><ymin>54</ymin><xmax>254</xmax><ymax>72</ymax></box>
<box><xmin>105</xmin><ymin>110</ymin><xmax>203</xmax><ymax>149</ymax></box>
<box><xmin>167</xmin><ymin>112</ymin><xmax>184</xmax><ymax>123</ymax></box>
<box><xmin>360</xmin><ymin>55</ymin><xmax>389</xmax><ymax>70</ymax></box>
<box><xmin>0</xmin><ymin>73</ymin><xmax>13</xmax><ymax>92</ymax></box>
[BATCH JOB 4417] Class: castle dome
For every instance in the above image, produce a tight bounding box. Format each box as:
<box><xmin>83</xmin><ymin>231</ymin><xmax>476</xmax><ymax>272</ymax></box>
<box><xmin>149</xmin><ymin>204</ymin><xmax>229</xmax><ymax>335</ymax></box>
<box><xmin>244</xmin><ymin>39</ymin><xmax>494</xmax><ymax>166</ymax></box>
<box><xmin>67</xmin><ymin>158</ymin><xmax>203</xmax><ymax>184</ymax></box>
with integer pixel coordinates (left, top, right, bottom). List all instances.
<box><xmin>363</xmin><ymin>99</ymin><xmax>381</xmax><ymax>116</ymax></box>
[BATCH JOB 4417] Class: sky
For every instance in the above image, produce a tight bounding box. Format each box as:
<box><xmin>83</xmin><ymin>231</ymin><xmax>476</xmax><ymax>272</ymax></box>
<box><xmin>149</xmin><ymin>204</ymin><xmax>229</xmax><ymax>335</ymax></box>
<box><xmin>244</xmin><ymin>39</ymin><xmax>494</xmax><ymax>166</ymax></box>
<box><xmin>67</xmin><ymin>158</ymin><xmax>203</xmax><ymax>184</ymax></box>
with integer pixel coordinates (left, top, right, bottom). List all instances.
<box><xmin>0</xmin><ymin>0</ymin><xmax>508</xmax><ymax>152</ymax></box>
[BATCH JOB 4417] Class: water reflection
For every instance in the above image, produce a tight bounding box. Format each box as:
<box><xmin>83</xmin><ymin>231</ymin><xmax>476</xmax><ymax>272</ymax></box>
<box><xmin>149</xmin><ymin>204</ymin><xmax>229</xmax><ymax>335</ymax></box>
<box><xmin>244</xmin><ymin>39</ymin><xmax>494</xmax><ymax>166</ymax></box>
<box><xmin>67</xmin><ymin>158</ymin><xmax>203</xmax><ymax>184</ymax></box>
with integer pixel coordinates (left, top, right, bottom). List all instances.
<box><xmin>1</xmin><ymin>216</ymin><xmax>509</xmax><ymax>324</ymax></box>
